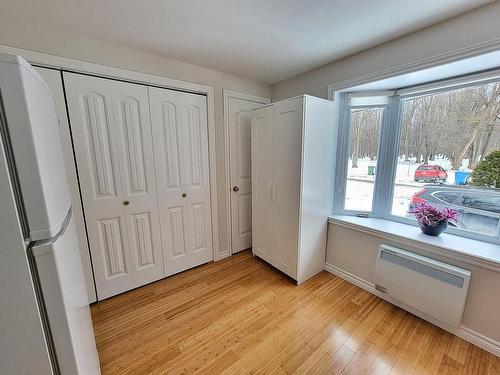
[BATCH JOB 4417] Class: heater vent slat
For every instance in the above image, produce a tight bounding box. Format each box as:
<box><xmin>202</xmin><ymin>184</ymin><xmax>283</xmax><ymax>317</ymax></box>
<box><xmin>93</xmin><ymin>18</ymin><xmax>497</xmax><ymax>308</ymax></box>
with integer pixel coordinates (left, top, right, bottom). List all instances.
<box><xmin>380</xmin><ymin>250</ymin><xmax>464</xmax><ymax>288</ymax></box>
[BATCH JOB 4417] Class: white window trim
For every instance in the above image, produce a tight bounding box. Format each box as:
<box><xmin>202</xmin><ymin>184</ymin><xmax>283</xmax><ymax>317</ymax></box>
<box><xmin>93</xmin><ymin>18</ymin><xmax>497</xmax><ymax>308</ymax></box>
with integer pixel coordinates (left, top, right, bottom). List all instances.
<box><xmin>332</xmin><ymin>71</ymin><xmax>500</xmax><ymax>245</ymax></box>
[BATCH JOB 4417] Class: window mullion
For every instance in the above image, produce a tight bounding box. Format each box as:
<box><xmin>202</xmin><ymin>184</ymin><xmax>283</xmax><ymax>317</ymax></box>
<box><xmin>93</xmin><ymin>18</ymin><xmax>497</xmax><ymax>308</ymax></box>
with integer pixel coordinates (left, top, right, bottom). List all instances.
<box><xmin>372</xmin><ymin>96</ymin><xmax>402</xmax><ymax>217</ymax></box>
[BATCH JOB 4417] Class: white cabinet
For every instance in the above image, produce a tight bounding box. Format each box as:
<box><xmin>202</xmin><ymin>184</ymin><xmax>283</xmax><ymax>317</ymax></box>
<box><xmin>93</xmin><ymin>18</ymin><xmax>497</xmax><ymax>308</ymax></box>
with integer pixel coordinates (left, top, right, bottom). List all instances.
<box><xmin>251</xmin><ymin>95</ymin><xmax>335</xmax><ymax>283</ymax></box>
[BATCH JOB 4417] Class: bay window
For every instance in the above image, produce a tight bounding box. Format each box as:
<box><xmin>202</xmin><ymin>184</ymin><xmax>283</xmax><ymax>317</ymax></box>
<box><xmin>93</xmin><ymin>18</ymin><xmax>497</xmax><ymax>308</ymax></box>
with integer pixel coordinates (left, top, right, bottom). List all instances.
<box><xmin>334</xmin><ymin>72</ymin><xmax>500</xmax><ymax>243</ymax></box>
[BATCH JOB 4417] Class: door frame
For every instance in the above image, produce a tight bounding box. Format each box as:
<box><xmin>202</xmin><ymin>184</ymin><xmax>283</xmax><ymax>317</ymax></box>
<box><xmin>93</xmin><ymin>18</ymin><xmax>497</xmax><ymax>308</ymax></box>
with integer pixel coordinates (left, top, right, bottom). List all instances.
<box><xmin>223</xmin><ymin>90</ymin><xmax>270</xmax><ymax>256</ymax></box>
<box><xmin>0</xmin><ymin>44</ymin><xmax>221</xmax><ymax>265</ymax></box>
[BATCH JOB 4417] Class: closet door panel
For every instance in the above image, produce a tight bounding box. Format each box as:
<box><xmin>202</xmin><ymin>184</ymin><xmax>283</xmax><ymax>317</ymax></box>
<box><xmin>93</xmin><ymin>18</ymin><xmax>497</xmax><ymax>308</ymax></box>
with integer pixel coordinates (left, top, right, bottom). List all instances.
<box><xmin>181</xmin><ymin>94</ymin><xmax>213</xmax><ymax>267</ymax></box>
<box><xmin>64</xmin><ymin>73</ymin><xmax>134</xmax><ymax>299</ymax></box>
<box><xmin>251</xmin><ymin>106</ymin><xmax>274</xmax><ymax>263</ymax></box>
<box><xmin>150</xmin><ymin>88</ymin><xmax>213</xmax><ymax>275</ymax></box>
<box><xmin>149</xmin><ymin>88</ymin><xmax>191</xmax><ymax>275</ymax></box>
<box><xmin>272</xmin><ymin>98</ymin><xmax>302</xmax><ymax>277</ymax></box>
<box><xmin>112</xmin><ymin>81</ymin><xmax>164</xmax><ymax>285</ymax></box>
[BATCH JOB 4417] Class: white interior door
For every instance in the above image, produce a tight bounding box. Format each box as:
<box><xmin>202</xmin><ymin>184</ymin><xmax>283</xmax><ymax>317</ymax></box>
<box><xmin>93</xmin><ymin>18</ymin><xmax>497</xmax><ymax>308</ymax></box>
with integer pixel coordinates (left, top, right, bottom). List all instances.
<box><xmin>149</xmin><ymin>87</ymin><xmax>213</xmax><ymax>276</ymax></box>
<box><xmin>64</xmin><ymin>73</ymin><xmax>163</xmax><ymax>299</ymax></box>
<box><xmin>227</xmin><ymin>95</ymin><xmax>268</xmax><ymax>253</ymax></box>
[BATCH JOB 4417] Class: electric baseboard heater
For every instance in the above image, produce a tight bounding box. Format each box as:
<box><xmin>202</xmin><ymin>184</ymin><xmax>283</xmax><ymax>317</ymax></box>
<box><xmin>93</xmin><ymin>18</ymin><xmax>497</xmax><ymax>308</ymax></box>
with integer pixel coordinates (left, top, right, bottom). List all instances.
<box><xmin>375</xmin><ymin>244</ymin><xmax>471</xmax><ymax>328</ymax></box>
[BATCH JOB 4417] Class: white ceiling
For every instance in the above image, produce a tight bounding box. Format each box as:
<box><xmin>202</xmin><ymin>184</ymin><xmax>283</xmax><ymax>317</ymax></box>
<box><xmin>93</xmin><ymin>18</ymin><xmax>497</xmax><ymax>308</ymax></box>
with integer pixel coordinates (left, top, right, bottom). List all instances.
<box><xmin>1</xmin><ymin>0</ymin><xmax>493</xmax><ymax>84</ymax></box>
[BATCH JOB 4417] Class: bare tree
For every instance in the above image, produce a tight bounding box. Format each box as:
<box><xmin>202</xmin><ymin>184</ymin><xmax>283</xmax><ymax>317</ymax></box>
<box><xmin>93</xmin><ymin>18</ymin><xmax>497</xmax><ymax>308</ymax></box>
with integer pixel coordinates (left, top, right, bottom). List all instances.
<box><xmin>397</xmin><ymin>81</ymin><xmax>500</xmax><ymax>170</ymax></box>
<box><xmin>350</xmin><ymin>109</ymin><xmax>382</xmax><ymax>168</ymax></box>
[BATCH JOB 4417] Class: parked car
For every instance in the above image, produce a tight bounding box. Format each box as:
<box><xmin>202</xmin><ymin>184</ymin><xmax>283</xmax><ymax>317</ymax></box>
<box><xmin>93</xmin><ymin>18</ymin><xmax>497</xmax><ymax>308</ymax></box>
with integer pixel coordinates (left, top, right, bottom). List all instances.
<box><xmin>409</xmin><ymin>184</ymin><xmax>500</xmax><ymax>236</ymax></box>
<box><xmin>414</xmin><ymin>164</ymin><xmax>447</xmax><ymax>182</ymax></box>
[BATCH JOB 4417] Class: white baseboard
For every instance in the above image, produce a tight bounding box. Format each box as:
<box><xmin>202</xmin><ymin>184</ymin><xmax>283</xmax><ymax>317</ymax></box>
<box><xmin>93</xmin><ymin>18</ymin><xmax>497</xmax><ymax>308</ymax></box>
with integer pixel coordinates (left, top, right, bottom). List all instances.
<box><xmin>324</xmin><ymin>262</ymin><xmax>500</xmax><ymax>357</ymax></box>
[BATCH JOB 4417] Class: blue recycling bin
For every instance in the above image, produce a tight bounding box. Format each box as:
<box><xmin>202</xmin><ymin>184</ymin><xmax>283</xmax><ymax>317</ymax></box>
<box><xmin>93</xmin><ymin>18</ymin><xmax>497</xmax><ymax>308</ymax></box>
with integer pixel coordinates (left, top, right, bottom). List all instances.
<box><xmin>454</xmin><ymin>171</ymin><xmax>471</xmax><ymax>185</ymax></box>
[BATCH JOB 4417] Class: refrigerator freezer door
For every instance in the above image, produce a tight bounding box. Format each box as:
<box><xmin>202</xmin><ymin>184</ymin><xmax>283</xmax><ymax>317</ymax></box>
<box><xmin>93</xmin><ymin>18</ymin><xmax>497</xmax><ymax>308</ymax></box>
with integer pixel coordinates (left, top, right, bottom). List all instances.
<box><xmin>0</xmin><ymin>53</ymin><xmax>71</xmax><ymax>240</ymax></box>
<box><xmin>32</xmin><ymin>210</ymin><xmax>101</xmax><ymax>375</ymax></box>
<box><xmin>0</xmin><ymin>102</ymin><xmax>54</xmax><ymax>375</ymax></box>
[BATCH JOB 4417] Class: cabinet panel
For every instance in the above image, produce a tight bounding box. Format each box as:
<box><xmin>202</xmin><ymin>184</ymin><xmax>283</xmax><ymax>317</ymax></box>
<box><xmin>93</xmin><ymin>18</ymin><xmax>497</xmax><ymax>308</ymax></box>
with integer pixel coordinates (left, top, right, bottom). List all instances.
<box><xmin>251</xmin><ymin>106</ymin><xmax>274</xmax><ymax>263</ymax></box>
<box><xmin>271</xmin><ymin>99</ymin><xmax>302</xmax><ymax>277</ymax></box>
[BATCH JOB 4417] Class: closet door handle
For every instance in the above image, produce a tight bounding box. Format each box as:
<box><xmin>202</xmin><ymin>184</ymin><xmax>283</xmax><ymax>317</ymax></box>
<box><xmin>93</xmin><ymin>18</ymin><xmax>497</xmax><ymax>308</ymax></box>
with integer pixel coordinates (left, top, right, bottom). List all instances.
<box><xmin>271</xmin><ymin>181</ymin><xmax>276</xmax><ymax>201</ymax></box>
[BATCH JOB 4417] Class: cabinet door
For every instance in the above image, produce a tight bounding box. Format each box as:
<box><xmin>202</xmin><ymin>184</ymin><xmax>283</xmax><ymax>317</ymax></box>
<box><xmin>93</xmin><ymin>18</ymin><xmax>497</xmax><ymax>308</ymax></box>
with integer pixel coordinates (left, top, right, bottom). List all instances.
<box><xmin>251</xmin><ymin>106</ymin><xmax>274</xmax><ymax>263</ymax></box>
<box><xmin>112</xmin><ymin>81</ymin><xmax>164</xmax><ymax>286</ymax></box>
<box><xmin>64</xmin><ymin>73</ymin><xmax>134</xmax><ymax>299</ymax></box>
<box><xmin>149</xmin><ymin>88</ymin><xmax>213</xmax><ymax>276</ymax></box>
<box><xmin>271</xmin><ymin>98</ymin><xmax>302</xmax><ymax>278</ymax></box>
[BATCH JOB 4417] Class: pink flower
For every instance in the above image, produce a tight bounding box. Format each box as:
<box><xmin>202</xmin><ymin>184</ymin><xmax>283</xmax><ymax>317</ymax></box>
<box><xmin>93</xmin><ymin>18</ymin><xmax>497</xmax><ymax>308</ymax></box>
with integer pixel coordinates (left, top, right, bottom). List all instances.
<box><xmin>408</xmin><ymin>203</ymin><xmax>458</xmax><ymax>227</ymax></box>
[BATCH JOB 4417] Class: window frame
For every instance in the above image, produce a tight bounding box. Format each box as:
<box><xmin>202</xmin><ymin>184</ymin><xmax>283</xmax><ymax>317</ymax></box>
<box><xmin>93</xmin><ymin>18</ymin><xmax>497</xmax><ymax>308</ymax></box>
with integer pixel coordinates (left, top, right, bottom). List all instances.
<box><xmin>333</xmin><ymin>72</ymin><xmax>500</xmax><ymax>245</ymax></box>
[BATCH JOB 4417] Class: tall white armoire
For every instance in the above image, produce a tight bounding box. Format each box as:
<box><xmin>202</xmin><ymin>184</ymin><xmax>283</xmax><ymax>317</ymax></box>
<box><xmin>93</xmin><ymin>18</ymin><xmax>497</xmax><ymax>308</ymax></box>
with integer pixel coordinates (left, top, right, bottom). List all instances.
<box><xmin>251</xmin><ymin>95</ymin><xmax>335</xmax><ymax>284</ymax></box>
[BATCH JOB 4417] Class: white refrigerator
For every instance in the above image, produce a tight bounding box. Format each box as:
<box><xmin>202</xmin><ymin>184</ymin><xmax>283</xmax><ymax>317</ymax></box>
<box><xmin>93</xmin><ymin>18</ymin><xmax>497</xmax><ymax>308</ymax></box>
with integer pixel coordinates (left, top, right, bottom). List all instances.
<box><xmin>0</xmin><ymin>53</ymin><xmax>100</xmax><ymax>374</ymax></box>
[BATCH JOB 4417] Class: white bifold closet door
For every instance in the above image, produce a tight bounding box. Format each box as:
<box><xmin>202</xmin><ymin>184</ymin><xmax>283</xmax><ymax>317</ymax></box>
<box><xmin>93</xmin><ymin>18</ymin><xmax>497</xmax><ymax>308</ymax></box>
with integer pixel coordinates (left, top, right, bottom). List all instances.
<box><xmin>149</xmin><ymin>88</ymin><xmax>213</xmax><ymax>276</ymax></box>
<box><xmin>64</xmin><ymin>73</ymin><xmax>164</xmax><ymax>299</ymax></box>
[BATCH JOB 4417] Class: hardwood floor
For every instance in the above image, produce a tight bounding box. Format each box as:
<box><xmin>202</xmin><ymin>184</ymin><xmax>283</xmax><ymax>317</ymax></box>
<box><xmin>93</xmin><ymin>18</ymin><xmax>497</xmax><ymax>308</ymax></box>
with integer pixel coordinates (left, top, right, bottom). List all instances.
<box><xmin>91</xmin><ymin>250</ymin><xmax>499</xmax><ymax>374</ymax></box>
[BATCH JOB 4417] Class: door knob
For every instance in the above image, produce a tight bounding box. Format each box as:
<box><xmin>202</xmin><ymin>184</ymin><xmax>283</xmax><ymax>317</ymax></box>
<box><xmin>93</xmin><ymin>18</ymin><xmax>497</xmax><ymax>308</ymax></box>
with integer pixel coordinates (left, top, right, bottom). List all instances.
<box><xmin>182</xmin><ymin>193</ymin><xmax>187</xmax><ymax>198</ymax></box>
<box><xmin>232</xmin><ymin>186</ymin><xmax>239</xmax><ymax>192</ymax></box>
<box><xmin>123</xmin><ymin>200</ymin><xmax>130</xmax><ymax>206</ymax></box>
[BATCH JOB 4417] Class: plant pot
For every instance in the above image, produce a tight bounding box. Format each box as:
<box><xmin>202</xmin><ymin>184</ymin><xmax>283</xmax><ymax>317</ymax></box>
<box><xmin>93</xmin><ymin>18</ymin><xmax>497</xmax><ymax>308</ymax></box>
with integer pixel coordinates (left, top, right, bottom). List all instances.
<box><xmin>419</xmin><ymin>220</ymin><xmax>448</xmax><ymax>236</ymax></box>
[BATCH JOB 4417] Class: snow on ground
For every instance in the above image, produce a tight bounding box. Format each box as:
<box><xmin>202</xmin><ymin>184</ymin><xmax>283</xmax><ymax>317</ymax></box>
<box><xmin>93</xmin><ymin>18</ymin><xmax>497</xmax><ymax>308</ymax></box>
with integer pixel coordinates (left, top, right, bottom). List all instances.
<box><xmin>345</xmin><ymin>156</ymin><xmax>469</xmax><ymax>215</ymax></box>
<box><xmin>345</xmin><ymin>180</ymin><xmax>420</xmax><ymax>216</ymax></box>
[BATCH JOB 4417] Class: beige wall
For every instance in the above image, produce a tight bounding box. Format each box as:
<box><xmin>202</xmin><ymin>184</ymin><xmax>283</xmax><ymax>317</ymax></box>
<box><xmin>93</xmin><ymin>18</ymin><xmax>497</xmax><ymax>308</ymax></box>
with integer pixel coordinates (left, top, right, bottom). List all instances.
<box><xmin>272</xmin><ymin>1</ymin><xmax>500</xmax><ymax>349</ymax></box>
<box><xmin>327</xmin><ymin>223</ymin><xmax>500</xmax><ymax>344</ymax></box>
<box><xmin>0</xmin><ymin>19</ymin><xmax>271</xmax><ymax>255</ymax></box>
<box><xmin>272</xmin><ymin>1</ymin><xmax>500</xmax><ymax>100</ymax></box>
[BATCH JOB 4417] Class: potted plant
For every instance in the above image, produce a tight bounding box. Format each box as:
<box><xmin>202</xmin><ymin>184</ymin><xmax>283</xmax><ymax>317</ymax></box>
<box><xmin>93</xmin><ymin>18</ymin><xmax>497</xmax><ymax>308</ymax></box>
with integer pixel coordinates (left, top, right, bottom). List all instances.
<box><xmin>409</xmin><ymin>203</ymin><xmax>458</xmax><ymax>236</ymax></box>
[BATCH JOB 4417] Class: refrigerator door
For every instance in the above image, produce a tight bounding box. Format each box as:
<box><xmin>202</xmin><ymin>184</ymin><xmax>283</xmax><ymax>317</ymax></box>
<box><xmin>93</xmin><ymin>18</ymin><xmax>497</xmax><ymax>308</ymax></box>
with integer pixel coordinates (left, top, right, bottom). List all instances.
<box><xmin>32</xmin><ymin>209</ymin><xmax>101</xmax><ymax>375</ymax></box>
<box><xmin>0</xmin><ymin>53</ymin><xmax>71</xmax><ymax>240</ymax></box>
<box><xmin>0</xmin><ymin>109</ymin><xmax>54</xmax><ymax>375</ymax></box>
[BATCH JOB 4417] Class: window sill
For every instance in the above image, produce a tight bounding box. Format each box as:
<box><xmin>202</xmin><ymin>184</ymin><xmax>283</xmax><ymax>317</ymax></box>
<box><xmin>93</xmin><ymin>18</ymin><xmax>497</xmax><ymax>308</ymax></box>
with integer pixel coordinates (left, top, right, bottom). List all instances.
<box><xmin>328</xmin><ymin>215</ymin><xmax>500</xmax><ymax>271</ymax></box>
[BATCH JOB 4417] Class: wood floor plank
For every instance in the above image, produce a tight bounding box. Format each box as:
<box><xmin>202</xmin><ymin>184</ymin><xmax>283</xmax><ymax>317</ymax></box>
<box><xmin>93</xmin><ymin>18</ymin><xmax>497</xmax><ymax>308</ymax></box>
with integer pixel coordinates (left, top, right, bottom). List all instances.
<box><xmin>90</xmin><ymin>250</ymin><xmax>498</xmax><ymax>374</ymax></box>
